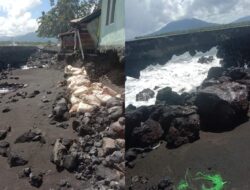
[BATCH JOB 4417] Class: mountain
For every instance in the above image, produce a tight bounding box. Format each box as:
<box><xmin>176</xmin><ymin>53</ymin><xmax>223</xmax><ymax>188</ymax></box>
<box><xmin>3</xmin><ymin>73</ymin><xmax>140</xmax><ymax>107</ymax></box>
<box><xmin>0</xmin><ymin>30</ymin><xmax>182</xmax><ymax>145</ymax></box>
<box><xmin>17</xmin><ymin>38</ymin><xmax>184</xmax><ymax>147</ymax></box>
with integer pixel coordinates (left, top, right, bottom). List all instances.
<box><xmin>151</xmin><ymin>18</ymin><xmax>218</xmax><ymax>36</ymax></box>
<box><xmin>0</xmin><ymin>32</ymin><xmax>57</xmax><ymax>43</ymax></box>
<box><xmin>233</xmin><ymin>16</ymin><xmax>250</xmax><ymax>23</ymax></box>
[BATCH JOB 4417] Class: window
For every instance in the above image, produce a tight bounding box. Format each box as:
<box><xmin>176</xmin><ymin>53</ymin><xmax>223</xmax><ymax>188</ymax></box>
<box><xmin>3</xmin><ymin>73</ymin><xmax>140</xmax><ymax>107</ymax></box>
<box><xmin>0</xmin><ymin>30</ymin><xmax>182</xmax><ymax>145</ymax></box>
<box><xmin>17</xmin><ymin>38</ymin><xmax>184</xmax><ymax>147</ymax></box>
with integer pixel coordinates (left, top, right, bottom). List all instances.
<box><xmin>106</xmin><ymin>0</ymin><xmax>116</xmax><ymax>25</ymax></box>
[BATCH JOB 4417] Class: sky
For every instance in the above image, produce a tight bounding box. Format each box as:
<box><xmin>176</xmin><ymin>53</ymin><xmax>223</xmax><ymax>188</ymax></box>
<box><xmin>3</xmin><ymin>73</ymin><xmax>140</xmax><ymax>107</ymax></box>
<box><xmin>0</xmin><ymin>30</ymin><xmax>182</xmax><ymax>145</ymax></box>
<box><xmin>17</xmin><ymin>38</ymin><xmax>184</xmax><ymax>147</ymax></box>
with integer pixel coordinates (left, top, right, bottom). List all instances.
<box><xmin>0</xmin><ymin>0</ymin><xmax>51</xmax><ymax>36</ymax></box>
<box><xmin>126</xmin><ymin>0</ymin><xmax>250</xmax><ymax>40</ymax></box>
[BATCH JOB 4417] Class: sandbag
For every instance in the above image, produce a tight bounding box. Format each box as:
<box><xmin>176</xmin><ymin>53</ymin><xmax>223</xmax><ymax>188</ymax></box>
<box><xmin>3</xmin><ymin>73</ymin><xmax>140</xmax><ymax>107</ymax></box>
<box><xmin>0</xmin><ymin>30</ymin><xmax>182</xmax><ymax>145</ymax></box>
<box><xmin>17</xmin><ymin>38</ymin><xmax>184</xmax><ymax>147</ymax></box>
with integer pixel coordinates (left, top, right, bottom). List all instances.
<box><xmin>102</xmin><ymin>86</ymin><xmax>118</xmax><ymax>96</ymax></box>
<box><xmin>69</xmin><ymin>103</ymin><xmax>79</xmax><ymax>113</ymax></box>
<box><xmin>77</xmin><ymin>102</ymin><xmax>95</xmax><ymax>113</ymax></box>
<box><xmin>70</xmin><ymin>95</ymin><xmax>81</xmax><ymax>105</ymax></box>
<box><xmin>96</xmin><ymin>94</ymin><xmax>113</xmax><ymax>104</ymax></box>
<box><xmin>82</xmin><ymin>95</ymin><xmax>102</xmax><ymax>106</ymax></box>
<box><xmin>72</xmin><ymin>86</ymin><xmax>89</xmax><ymax>97</ymax></box>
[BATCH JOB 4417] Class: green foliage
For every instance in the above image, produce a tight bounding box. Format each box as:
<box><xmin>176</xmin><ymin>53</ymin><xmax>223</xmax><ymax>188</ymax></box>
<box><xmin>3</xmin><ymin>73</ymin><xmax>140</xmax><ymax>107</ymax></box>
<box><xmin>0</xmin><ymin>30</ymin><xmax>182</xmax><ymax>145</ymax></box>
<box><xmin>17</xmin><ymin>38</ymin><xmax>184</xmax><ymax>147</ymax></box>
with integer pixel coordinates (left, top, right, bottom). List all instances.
<box><xmin>37</xmin><ymin>0</ymin><xmax>99</xmax><ymax>38</ymax></box>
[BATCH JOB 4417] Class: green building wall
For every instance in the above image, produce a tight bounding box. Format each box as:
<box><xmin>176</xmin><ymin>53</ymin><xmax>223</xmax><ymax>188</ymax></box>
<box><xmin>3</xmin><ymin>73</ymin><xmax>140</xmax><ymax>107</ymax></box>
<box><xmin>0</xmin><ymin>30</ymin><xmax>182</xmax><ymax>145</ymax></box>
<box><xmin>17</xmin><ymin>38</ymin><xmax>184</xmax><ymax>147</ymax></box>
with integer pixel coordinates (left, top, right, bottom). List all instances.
<box><xmin>99</xmin><ymin>0</ymin><xmax>125</xmax><ymax>49</ymax></box>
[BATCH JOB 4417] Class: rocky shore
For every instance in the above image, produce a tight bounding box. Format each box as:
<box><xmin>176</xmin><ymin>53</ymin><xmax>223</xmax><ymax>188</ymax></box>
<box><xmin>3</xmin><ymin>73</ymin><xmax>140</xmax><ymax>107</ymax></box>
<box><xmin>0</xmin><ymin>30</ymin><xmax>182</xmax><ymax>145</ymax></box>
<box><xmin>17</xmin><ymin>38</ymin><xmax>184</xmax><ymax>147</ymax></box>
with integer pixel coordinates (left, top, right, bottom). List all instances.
<box><xmin>126</xmin><ymin>62</ymin><xmax>250</xmax><ymax>189</ymax></box>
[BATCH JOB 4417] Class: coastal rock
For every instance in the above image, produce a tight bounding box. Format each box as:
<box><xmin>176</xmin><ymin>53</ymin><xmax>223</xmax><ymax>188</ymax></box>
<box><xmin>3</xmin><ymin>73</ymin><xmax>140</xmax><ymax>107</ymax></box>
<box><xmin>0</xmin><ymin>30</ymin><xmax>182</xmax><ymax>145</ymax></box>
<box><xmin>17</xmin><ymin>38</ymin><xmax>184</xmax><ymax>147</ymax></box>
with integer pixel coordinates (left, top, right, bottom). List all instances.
<box><xmin>207</xmin><ymin>67</ymin><xmax>225</xmax><ymax>79</ymax></box>
<box><xmin>136</xmin><ymin>88</ymin><xmax>155</xmax><ymax>102</ymax></box>
<box><xmin>156</xmin><ymin>87</ymin><xmax>184</xmax><ymax>105</ymax></box>
<box><xmin>166</xmin><ymin>113</ymin><xmax>200</xmax><ymax>148</ymax></box>
<box><xmin>198</xmin><ymin>56</ymin><xmax>214</xmax><ymax>64</ymax></box>
<box><xmin>195</xmin><ymin>82</ymin><xmax>249</xmax><ymax>131</ymax></box>
<box><xmin>131</xmin><ymin>119</ymin><xmax>164</xmax><ymax>147</ymax></box>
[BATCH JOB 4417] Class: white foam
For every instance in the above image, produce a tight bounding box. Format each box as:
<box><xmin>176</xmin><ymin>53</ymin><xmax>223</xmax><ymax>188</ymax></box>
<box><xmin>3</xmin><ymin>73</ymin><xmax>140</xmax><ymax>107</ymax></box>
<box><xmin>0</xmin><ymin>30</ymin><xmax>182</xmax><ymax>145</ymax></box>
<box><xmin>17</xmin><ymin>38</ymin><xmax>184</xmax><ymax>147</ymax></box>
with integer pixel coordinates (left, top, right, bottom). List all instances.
<box><xmin>0</xmin><ymin>88</ymin><xmax>11</xmax><ymax>94</ymax></box>
<box><xmin>21</xmin><ymin>65</ymin><xmax>37</xmax><ymax>70</ymax></box>
<box><xmin>125</xmin><ymin>47</ymin><xmax>222</xmax><ymax>107</ymax></box>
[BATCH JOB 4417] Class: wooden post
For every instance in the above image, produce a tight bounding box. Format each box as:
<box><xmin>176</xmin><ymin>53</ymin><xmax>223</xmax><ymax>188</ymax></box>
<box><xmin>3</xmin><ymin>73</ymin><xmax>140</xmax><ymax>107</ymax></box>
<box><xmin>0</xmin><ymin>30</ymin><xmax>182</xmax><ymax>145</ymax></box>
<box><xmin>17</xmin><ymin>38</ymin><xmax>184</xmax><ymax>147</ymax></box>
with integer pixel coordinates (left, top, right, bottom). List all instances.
<box><xmin>77</xmin><ymin>30</ymin><xmax>84</xmax><ymax>60</ymax></box>
<box><xmin>74</xmin><ymin>30</ymin><xmax>77</xmax><ymax>53</ymax></box>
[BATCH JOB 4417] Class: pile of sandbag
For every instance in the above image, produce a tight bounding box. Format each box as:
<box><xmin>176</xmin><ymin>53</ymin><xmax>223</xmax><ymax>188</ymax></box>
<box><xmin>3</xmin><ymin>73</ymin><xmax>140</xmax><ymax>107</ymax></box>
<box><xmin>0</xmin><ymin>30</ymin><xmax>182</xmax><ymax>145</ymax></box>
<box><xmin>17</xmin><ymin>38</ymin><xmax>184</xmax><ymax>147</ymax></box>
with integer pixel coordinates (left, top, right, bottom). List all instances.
<box><xmin>65</xmin><ymin>65</ymin><xmax>121</xmax><ymax>113</ymax></box>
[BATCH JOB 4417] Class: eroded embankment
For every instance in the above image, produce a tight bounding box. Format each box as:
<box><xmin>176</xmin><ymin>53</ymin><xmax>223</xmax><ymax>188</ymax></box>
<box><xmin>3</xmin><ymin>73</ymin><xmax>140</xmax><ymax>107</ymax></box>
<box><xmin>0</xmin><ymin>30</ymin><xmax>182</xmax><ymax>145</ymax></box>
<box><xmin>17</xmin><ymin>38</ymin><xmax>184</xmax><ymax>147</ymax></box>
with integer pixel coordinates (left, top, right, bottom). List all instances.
<box><xmin>0</xmin><ymin>46</ymin><xmax>38</xmax><ymax>70</ymax></box>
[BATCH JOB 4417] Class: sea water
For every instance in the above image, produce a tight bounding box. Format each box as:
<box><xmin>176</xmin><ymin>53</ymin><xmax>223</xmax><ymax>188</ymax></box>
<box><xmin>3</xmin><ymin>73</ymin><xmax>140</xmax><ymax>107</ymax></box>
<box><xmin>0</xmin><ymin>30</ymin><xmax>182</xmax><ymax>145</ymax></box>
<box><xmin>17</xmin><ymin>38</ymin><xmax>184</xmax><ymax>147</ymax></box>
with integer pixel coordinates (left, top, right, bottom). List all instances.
<box><xmin>125</xmin><ymin>47</ymin><xmax>222</xmax><ymax>107</ymax></box>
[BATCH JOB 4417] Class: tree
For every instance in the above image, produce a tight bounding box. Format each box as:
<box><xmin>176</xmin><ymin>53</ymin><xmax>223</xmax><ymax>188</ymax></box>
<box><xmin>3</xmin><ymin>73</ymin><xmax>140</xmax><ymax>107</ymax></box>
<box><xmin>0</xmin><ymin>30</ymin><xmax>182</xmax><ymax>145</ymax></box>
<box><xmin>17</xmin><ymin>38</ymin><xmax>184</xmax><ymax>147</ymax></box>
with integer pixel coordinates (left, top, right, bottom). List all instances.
<box><xmin>37</xmin><ymin>0</ymin><xmax>99</xmax><ymax>38</ymax></box>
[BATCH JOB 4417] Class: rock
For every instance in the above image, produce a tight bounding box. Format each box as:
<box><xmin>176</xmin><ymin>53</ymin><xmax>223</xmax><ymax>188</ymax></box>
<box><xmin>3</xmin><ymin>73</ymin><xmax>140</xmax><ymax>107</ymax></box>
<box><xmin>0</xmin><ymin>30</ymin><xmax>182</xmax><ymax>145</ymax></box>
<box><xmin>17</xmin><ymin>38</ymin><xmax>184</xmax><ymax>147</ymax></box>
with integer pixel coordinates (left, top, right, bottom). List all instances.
<box><xmin>0</xmin><ymin>141</ymin><xmax>9</xmax><ymax>148</ymax></box>
<box><xmin>125</xmin><ymin>106</ymin><xmax>156</xmax><ymax>148</ymax></box>
<box><xmin>18</xmin><ymin>167</ymin><xmax>31</xmax><ymax>178</ymax></box>
<box><xmin>63</xmin><ymin>154</ymin><xmax>78</xmax><ymax>172</ymax></box>
<box><xmin>96</xmin><ymin>165</ymin><xmax>120</xmax><ymax>181</ymax></box>
<box><xmin>157</xmin><ymin>177</ymin><xmax>173</xmax><ymax>190</ymax></box>
<box><xmin>125</xmin><ymin>104</ymin><xmax>136</xmax><ymax>112</ymax></box>
<box><xmin>131</xmin><ymin>119</ymin><xmax>164</xmax><ymax>147</ymax></box>
<box><xmin>27</xmin><ymin>90</ymin><xmax>40</xmax><ymax>98</ymax></box>
<box><xmin>198</xmin><ymin>56</ymin><xmax>214</xmax><ymax>64</ymax></box>
<box><xmin>195</xmin><ymin>82</ymin><xmax>249</xmax><ymax>131</ymax></box>
<box><xmin>53</xmin><ymin>98</ymin><xmax>68</xmax><ymax>121</ymax></box>
<box><xmin>0</xmin><ymin>130</ymin><xmax>8</xmax><ymax>140</ymax></box>
<box><xmin>136</xmin><ymin>88</ymin><xmax>155</xmax><ymax>102</ymax></box>
<box><xmin>102</xmin><ymin>137</ymin><xmax>117</xmax><ymax>156</ymax></box>
<box><xmin>2</xmin><ymin>107</ymin><xmax>10</xmax><ymax>113</ymax></box>
<box><xmin>106</xmin><ymin>97</ymin><xmax>123</xmax><ymax>108</ymax></box>
<box><xmin>109</xmin><ymin>121</ymin><xmax>125</xmax><ymax>139</ymax></box>
<box><xmin>41</xmin><ymin>95</ymin><xmax>50</xmax><ymax>103</ymax></box>
<box><xmin>51</xmin><ymin>139</ymin><xmax>67</xmax><ymax>168</ymax></box>
<box><xmin>72</xmin><ymin>120</ymin><xmax>81</xmax><ymax>131</ymax></box>
<box><xmin>226</xmin><ymin>68</ymin><xmax>247</xmax><ymax>80</ymax></box>
<box><xmin>125</xmin><ymin>149</ymin><xmax>137</xmax><ymax>162</ymax></box>
<box><xmin>15</xmin><ymin>130</ymin><xmax>45</xmax><ymax>144</ymax></box>
<box><xmin>29</xmin><ymin>172</ymin><xmax>43</xmax><ymax>188</ymax></box>
<box><xmin>207</xmin><ymin>67</ymin><xmax>225</xmax><ymax>79</ymax></box>
<box><xmin>108</xmin><ymin>106</ymin><xmax>123</xmax><ymax>120</ymax></box>
<box><xmin>7</xmin><ymin>152</ymin><xmax>28</xmax><ymax>167</ymax></box>
<box><xmin>156</xmin><ymin>87</ymin><xmax>184</xmax><ymax>105</ymax></box>
<box><xmin>56</xmin><ymin>123</ymin><xmax>69</xmax><ymax>129</ymax></box>
<box><xmin>109</xmin><ymin>151</ymin><xmax>124</xmax><ymax>164</ymax></box>
<box><xmin>78</xmin><ymin>126</ymin><xmax>95</xmax><ymax>136</ymax></box>
<box><xmin>166</xmin><ymin>113</ymin><xmax>200</xmax><ymax>148</ymax></box>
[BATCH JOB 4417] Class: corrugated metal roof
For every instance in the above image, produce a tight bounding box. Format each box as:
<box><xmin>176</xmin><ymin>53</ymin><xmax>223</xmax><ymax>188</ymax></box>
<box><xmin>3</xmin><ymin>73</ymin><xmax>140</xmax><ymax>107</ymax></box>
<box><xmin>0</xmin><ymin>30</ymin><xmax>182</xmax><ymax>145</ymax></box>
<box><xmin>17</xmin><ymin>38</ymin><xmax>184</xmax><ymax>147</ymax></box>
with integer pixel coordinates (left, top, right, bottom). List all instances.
<box><xmin>70</xmin><ymin>9</ymin><xmax>101</xmax><ymax>24</ymax></box>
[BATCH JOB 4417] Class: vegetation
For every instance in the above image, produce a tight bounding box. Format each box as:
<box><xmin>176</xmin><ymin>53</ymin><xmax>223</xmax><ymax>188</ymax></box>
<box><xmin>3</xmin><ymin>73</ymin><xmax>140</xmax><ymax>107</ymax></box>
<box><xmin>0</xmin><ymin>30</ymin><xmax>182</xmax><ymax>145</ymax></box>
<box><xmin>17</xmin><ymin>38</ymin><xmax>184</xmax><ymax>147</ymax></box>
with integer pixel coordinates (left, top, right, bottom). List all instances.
<box><xmin>37</xmin><ymin>0</ymin><xmax>99</xmax><ymax>38</ymax></box>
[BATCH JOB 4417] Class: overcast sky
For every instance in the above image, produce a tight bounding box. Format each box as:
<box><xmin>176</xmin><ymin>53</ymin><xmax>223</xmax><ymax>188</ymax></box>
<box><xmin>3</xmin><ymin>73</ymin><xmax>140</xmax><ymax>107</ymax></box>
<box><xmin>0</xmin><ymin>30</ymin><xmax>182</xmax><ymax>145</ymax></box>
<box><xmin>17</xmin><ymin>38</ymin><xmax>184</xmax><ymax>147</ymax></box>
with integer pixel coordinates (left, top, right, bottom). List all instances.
<box><xmin>0</xmin><ymin>0</ymin><xmax>50</xmax><ymax>36</ymax></box>
<box><xmin>126</xmin><ymin>0</ymin><xmax>250</xmax><ymax>40</ymax></box>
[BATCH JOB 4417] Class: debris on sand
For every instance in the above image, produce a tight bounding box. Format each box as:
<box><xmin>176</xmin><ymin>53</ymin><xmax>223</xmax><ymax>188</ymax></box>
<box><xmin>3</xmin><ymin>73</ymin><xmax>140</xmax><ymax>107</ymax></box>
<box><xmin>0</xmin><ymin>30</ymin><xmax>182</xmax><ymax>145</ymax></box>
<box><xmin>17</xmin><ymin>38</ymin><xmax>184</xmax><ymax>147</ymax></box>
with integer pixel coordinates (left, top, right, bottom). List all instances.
<box><xmin>15</xmin><ymin>129</ymin><xmax>46</xmax><ymax>144</ymax></box>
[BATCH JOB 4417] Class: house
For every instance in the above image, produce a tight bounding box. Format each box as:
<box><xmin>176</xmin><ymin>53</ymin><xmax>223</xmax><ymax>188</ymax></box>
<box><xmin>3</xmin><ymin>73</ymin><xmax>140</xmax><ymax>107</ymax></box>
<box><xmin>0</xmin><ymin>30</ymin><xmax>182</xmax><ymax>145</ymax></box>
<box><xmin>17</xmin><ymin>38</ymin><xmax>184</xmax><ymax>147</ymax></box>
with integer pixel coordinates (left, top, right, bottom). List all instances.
<box><xmin>58</xmin><ymin>0</ymin><xmax>125</xmax><ymax>59</ymax></box>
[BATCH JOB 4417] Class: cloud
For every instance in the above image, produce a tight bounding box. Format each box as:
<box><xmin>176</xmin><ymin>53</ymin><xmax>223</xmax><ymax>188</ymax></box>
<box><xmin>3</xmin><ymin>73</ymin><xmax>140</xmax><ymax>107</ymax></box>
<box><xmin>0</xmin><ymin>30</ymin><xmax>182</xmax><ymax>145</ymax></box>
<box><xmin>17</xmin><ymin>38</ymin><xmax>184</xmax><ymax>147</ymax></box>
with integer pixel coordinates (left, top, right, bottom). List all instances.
<box><xmin>126</xmin><ymin>0</ymin><xmax>250</xmax><ymax>40</ymax></box>
<box><xmin>0</xmin><ymin>0</ymin><xmax>41</xmax><ymax>36</ymax></box>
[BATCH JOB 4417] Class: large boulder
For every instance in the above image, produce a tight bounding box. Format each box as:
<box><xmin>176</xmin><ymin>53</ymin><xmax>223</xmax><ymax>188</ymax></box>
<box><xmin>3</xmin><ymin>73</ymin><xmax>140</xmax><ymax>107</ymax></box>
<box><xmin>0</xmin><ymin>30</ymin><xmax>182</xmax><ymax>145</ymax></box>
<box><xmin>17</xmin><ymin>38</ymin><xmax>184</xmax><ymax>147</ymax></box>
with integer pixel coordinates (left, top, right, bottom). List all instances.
<box><xmin>156</xmin><ymin>87</ymin><xmax>184</xmax><ymax>105</ymax></box>
<box><xmin>166</xmin><ymin>113</ymin><xmax>200</xmax><ymax>148</ymax></box>
<box><xmin>195</xmin><ymin>82</ymin><xmax>249</xmax><ymax>131</ymax></box>
<box><xmin>136</xmin><ymin>88</ymin><xmax>155</xmax><ymax>102</ymax></box>
<box><xmin>130</xmin><ymin>119</ymin><xmax>164</xmax><ymax>147</ymax></box>
<box><xmin>126</xmin><ymin>105</ymin><xmax>200</xmax><ymax>149</ymax></box>
<box><xmin>207</xmin><ymin>67</ymin><xmax>225</xmax><ymax>79</ymax></box>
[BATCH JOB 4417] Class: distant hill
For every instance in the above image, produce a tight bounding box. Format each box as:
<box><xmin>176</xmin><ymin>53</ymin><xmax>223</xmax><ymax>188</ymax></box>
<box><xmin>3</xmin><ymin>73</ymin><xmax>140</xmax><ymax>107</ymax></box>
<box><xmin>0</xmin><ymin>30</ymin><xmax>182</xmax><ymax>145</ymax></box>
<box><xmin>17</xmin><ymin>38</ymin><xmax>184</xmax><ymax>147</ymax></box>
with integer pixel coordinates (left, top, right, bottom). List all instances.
<box><xmin>152</xmin><ymin>18</ymin><xmax>218</xmax><ymax>36</ymax></box>
<box><xmin>233</xmin><ymin>16</ymin><xmax>250</xmax><ymax>23</ymax></box>
<box><xmin>0</xmin><ymin>32</ymin><xmax>57</xmax><ymax>43</ymax></box>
